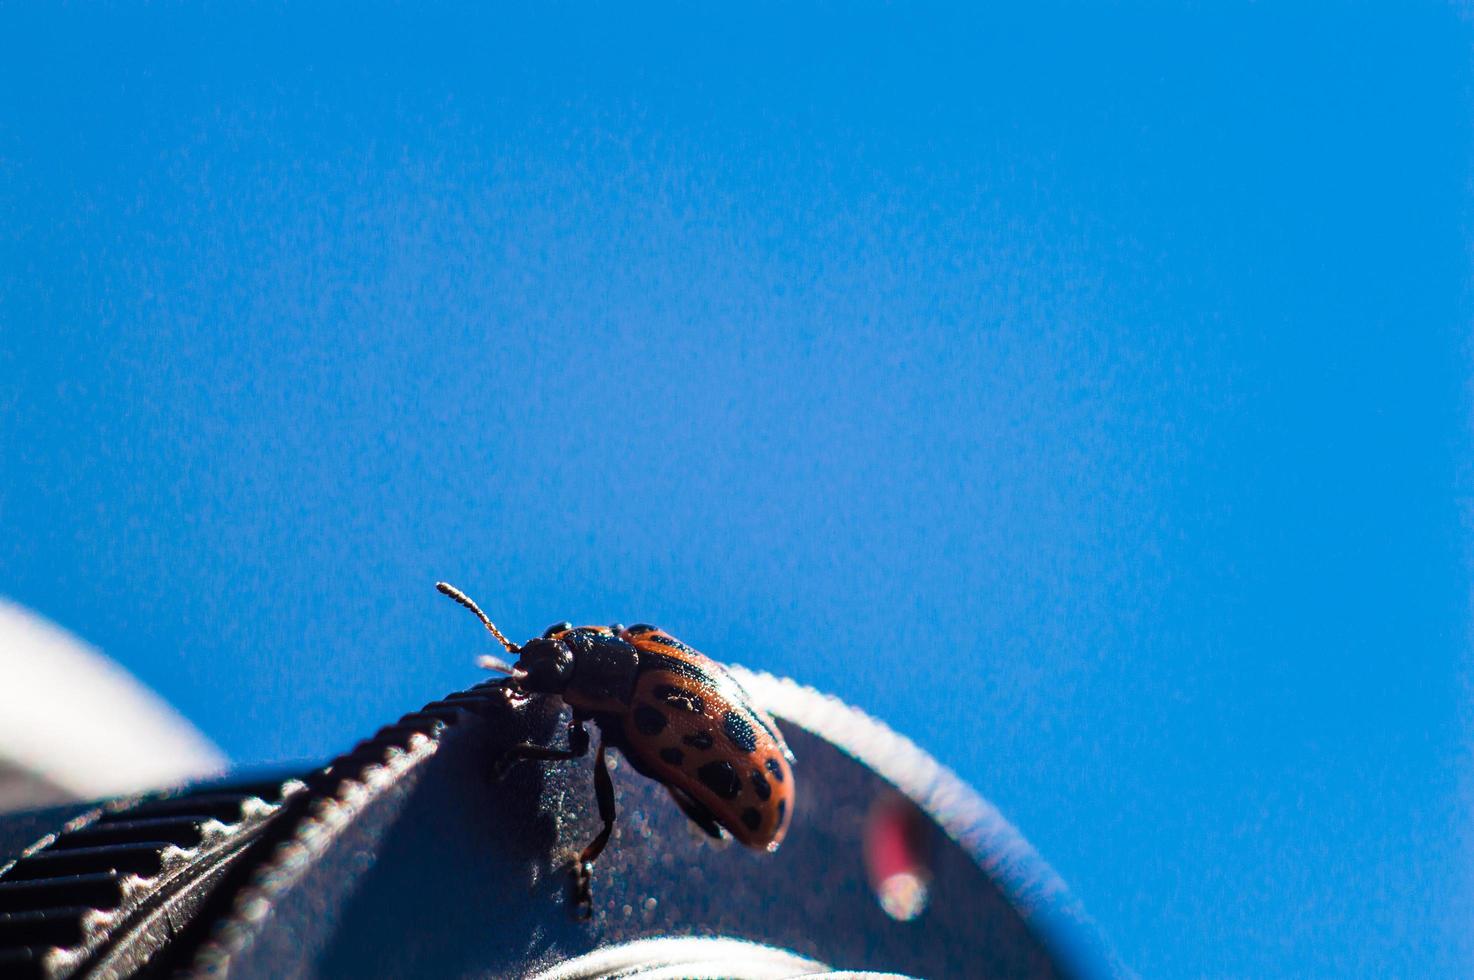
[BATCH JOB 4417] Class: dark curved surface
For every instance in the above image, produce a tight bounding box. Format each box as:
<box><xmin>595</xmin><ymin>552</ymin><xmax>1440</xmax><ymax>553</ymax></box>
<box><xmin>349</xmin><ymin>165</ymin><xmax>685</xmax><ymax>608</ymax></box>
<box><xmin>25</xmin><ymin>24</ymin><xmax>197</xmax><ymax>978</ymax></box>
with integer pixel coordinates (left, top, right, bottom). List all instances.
<box><xmin>0</xmin><ymin>676</ymin><xmax>1119</xmax><ymax>979</ymax></box>
<box><xmin>189</xmin><ymin>678</ymin><xmax>1111</xmax><ymax>978</ymax></box>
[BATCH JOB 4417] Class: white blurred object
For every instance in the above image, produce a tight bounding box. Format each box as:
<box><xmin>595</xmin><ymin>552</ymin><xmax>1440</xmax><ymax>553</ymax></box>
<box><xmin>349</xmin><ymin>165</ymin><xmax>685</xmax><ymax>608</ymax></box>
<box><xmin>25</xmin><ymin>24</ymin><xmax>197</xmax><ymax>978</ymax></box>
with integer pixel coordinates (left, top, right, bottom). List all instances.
<box><xmin>0</xmin><ymin>598</ymin><xmax>227</xmax><ymax>813</ymax></box>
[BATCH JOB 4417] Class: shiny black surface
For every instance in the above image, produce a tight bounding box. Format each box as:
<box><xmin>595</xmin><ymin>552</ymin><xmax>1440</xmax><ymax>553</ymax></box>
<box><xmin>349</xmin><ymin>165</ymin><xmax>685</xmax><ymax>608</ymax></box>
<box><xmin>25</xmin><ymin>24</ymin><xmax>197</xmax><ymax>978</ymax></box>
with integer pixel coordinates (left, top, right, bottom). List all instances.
<box><xmin>193</xmin><ymin>682</ymin><xmax>1073</xmax><ymax>978</ymax></box>
<box><xmin>0</xmin><ymin>678</ymin><xmax>1110</xmax><ymax>979</ymax></box>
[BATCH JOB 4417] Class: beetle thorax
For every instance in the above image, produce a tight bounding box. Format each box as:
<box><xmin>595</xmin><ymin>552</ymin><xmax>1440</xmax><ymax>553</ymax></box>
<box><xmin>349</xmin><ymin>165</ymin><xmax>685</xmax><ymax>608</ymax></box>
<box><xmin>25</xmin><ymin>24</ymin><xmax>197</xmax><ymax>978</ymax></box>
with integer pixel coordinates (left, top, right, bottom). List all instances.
<box><xmin>560</xmin><ymin>629</ymin><xmax>642</xmax><ymax>707</ymax></box>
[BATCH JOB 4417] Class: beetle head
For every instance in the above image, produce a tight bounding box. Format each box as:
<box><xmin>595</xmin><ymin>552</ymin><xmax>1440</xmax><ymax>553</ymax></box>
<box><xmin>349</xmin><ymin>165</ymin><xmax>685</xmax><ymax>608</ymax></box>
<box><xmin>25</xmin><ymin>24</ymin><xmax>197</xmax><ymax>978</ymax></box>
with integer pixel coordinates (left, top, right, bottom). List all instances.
<box><xmin>512</xmin><ymin>637</ymin><xmax>575</xmax><ymax>693</ymax></box>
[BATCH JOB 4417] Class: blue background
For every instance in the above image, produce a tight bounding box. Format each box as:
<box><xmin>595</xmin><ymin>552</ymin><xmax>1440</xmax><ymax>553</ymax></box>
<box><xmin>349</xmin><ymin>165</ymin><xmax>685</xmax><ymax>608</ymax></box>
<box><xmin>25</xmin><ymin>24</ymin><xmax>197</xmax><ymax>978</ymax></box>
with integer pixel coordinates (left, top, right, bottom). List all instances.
<box><xmin>2</xmin><ymin>4</ymin><xmax>1469</xmax><ymax>975</ymax></box>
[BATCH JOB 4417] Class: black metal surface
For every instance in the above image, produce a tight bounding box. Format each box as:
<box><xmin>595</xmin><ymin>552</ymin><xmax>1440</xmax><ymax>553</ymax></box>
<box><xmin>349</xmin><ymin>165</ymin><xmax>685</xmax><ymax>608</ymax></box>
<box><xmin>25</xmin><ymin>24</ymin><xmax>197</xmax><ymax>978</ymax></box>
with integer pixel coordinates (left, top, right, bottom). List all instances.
<box><xmin>0</xmin><ymin>805</ymin><xmax>98</xmax><ymax>874</ymax></box>
<box><xmin>0</xmin><ymin>673</ymin><xmax>1120</xmax><ymax>979</ymax></box>
<box><xmin>184</xmin><ymin>675</ymin><xmax>1113</xmax><ymax>978</ymax></box>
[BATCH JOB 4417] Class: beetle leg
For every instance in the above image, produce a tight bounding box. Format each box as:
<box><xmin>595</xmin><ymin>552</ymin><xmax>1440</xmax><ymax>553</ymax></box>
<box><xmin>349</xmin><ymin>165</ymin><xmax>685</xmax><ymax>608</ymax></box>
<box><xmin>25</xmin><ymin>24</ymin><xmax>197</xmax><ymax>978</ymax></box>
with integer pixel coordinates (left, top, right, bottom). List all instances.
<box><xmin>665</xmin><ymin>784</ymin><xmax>725</xmax><ymax>840</ymax></box>
<box><xmin>492</xmin><ymin>719</ymin><xmax>590</xmax><ymax>780</ymax></box>
<box><xmin>573</xmin><ymin>741</ymin><xmax>616</xmax><ymax>917</ymax></box>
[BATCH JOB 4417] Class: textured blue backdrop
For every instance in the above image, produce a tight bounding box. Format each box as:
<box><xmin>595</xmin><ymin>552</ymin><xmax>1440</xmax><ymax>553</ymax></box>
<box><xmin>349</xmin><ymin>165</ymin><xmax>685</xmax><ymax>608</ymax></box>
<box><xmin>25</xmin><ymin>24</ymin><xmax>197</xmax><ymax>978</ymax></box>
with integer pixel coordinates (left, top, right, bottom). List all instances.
<box><xmin>2</xmin><ymin>5</ymin><xmax>1469</xmax><ymax>975</ymax></box>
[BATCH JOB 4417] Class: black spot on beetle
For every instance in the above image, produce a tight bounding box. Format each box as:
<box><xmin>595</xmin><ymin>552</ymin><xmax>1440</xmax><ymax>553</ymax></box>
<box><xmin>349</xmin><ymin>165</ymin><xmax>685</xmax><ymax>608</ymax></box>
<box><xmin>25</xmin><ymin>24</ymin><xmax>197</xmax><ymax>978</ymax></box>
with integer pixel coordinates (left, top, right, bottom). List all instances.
<box><xmin>765</xmin><ymin>758</ymin><xmax>784</xmax><ymax>782</ymax></box>
<box><xmin>740</xmin><ymin>807</ymin><xmax>762</xmax><ymax>831</ymax></box>
<box><xmin>683</xmin><ymin>730</ymin><xmax>715</xmax><ymax>750</ymax></box>
<box><xmin>697</xmin><ymin>760</ymin><xmax>741</xmax><ymax>800</ymax></box>
<box><xmin>639</xmin><ymin>652</ymin><xmax>714</xmax><ymax>687</ymax></box>
<box><xmin>655</xmin><ymin>684</ymin><xmax>704</xmax><ymax>714</ymax></box>
<box><xmin>749</xmin><ymin>770</ymin><xmax>771</xmax><ymax>800</ymax></box>
<box><xmin>722</xmin><ymin>711</ymin><xmax>758</xmax><ymax>753</ymax></box>
<box><xmin>628</xmin><ymin>623</ymin><xmax>657</xmax><ymax>634</ymax></box>
<box><xmin>659</xmin><ymin>746</ymin><xmax>684</xmax><ymax>766</ymax></box>
<box><xmin>633</xmin><ymin>704</ymin><xmax>667</xmax><ymax>736</ymax></box>
<box><xmin>776</xmin><ymin>799</ymin><xmax>787</xmax><ymax>824</ymax></box>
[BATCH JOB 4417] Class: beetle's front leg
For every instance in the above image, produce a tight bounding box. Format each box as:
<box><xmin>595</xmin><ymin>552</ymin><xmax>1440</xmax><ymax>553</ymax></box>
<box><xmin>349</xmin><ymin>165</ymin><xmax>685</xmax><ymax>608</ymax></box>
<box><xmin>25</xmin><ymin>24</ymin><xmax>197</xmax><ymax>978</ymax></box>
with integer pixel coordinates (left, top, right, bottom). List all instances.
<box><xmin>492</xmin><ymin>719</ymin><xmax>590</xmax><ymax>780</ymax></box>
<box><xmin>572</xmin><ymin>741</ymin><xmax>615</xmax><ymax>918</ymax></box>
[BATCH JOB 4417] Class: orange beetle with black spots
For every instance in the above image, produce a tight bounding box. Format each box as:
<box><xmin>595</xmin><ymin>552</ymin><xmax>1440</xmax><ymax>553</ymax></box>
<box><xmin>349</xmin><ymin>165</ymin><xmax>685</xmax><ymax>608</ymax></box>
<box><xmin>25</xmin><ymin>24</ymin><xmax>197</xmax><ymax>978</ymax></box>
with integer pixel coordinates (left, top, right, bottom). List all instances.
<box><xmin>437</xmin><ymin>582</ymin><xmax>795</xmax><ymax>915</ymax></box>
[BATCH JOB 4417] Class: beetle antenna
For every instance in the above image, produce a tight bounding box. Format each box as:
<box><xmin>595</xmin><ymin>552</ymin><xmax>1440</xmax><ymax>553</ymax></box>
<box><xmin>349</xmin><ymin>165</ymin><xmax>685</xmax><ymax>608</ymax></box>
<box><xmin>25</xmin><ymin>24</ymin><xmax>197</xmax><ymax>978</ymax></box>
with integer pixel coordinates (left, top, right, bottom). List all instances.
<box><xmin>437</xmin><ymin>581</ymin><xmax>520</xmax><ymax>655</ymax></box>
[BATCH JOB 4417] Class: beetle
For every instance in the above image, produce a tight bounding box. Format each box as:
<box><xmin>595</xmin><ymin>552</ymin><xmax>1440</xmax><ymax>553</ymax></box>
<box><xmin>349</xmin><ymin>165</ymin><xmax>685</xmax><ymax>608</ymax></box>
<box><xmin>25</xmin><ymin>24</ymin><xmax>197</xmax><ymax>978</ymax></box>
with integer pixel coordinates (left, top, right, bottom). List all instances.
<box><xmin>436</xmin><ymin>582</ymin><xmax>795</xmax><ymax>914</ymax></box>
